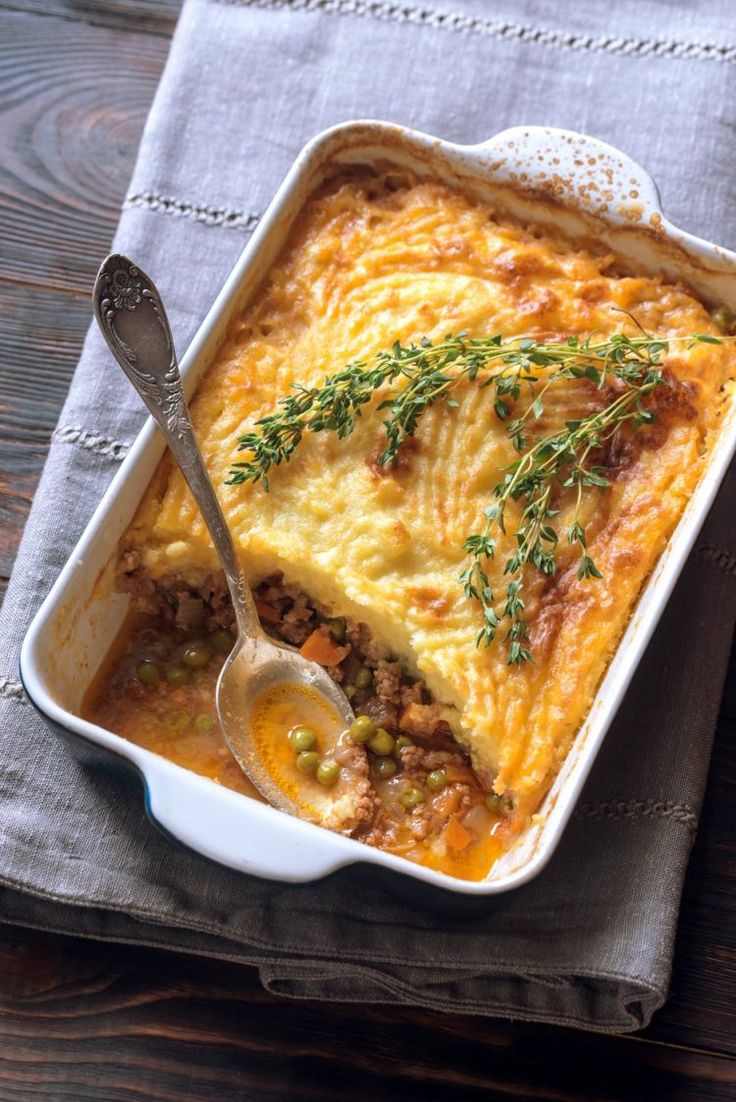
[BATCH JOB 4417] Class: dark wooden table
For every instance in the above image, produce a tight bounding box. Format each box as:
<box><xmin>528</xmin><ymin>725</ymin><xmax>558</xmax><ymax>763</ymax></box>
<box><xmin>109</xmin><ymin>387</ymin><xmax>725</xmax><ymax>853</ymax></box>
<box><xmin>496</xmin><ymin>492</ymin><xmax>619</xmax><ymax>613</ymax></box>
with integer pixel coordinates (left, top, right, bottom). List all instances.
<box><xmin>1</xmin><ymin>3</ymin><xmax>735</xmax><ymax>1098</ymax></box>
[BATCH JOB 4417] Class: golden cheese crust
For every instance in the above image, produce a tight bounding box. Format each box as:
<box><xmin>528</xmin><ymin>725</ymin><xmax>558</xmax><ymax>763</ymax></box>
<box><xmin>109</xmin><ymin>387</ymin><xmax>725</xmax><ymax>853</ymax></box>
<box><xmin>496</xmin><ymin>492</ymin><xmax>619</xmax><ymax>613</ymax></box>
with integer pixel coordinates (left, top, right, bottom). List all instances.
<box><xmin>122</xmin><ymin>171</ymin><xmax>736</xmax><ymax>819</ymax></box>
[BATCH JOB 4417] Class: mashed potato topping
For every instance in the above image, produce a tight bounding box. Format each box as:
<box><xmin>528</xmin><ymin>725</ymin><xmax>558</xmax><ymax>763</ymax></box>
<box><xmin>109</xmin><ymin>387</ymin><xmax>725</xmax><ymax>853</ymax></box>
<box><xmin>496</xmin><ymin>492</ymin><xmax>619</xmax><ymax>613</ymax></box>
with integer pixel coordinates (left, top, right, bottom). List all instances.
<box><xmin>120</xmin><ymin>170</ymin><xmax>736</xmax><ymax>823</ymax></box>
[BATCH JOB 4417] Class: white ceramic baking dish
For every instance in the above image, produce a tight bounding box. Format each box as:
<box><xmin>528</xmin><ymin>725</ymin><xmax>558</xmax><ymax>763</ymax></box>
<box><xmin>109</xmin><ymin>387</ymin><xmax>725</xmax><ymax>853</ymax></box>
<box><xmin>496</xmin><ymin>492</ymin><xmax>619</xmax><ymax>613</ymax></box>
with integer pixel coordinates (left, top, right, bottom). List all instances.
<box><xmin>19</xmin><ymin>122</ymin><xmax>736</xmax><ymax>896</ymax></box>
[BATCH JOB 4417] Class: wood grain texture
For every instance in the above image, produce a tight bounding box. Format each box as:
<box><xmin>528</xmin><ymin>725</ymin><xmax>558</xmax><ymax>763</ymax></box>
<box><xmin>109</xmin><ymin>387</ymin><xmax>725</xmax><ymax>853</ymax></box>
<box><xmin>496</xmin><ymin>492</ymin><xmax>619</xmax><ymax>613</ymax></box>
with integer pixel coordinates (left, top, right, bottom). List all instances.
<box><xmin>1</xmin><ymin>0</ymin><xmax>181</xmax><ymax>36</ymax></box>
<box><xmin>645</xmin><ymin>646</ymin><xmax>736</xmax><ymax>1056</ymax></box>
<box><xmin>0</xmin><ymin>8</ymin><xmax>170</xmax><ymax>294</ymax></box>
<box><xmin>1</xmin><ymin>2</ymin><xmax>735</xmax><ymax>1099</ymax></box>
<box><xmin>0</xmin><ymin>926</ymin><xmax>734</xmax><ymax>1102</ymax></box>
<box><xmin>0</xmin><ymin>284</ymin><xmax>92</xmax><ymax>580</ymax></box>
<box><xmin>0</xmin><ymin>4</ymin><xmax>172</xmax><ymax>595</ymax></box>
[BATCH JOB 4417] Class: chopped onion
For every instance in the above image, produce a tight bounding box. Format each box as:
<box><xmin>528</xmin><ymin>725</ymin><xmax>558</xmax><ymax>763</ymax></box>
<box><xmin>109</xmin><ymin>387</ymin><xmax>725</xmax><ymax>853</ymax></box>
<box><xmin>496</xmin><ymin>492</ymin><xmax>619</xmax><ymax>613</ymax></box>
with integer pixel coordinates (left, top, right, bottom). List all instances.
<box><xmin>461</xmin><ymin>802</ymin><xmax>488</xmax><ymax>836</ymax></box>
<box><xmin>175</xmin><ymin>593</ymin><xmax>206</xmax><ymax>629</ymax></box>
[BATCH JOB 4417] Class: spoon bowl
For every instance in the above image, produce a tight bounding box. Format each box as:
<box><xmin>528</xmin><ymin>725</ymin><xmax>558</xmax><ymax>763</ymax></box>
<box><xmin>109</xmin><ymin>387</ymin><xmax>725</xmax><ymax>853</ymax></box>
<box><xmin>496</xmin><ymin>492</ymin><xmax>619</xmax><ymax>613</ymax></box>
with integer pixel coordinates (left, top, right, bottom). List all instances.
<box><xmin>93</xmin><ymin>253</ymin><xmax>359</xmax><ymax>827</ymax></box>
<box><xmin>216</xmin><ymin>631</ymin><xmax>357</xmax><ymax>817</ymax></box>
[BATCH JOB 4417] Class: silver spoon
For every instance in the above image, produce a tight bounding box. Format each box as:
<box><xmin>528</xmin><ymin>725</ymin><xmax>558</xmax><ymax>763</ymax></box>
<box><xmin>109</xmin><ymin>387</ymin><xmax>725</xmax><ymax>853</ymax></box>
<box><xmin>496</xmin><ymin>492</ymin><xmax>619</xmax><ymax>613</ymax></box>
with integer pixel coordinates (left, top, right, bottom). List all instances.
<box><xmin>93</xmin><ymin>254</ymin><xmax>358</xmax><ymax>823</ymax></box>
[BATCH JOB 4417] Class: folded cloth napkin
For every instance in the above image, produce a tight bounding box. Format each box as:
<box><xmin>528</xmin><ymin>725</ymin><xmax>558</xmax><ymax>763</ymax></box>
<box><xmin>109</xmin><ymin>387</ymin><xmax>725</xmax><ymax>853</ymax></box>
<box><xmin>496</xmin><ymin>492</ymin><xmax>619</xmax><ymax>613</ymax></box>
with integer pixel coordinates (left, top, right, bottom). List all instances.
<box><xmin>2</xmin><ymin>0</ymin><xmax>736</xmax><ymax>1033</ymax></box>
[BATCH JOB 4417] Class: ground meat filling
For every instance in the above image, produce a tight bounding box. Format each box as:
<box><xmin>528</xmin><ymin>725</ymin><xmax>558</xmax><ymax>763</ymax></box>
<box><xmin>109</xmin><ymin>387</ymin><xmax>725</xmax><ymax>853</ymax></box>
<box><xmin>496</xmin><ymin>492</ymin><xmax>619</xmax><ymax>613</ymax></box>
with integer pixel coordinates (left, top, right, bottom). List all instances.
<box><xmin>128</xmin><ymin>568</ymin><xmax>445</xmax><ymax>735</ymax></box>
<box><xmin>123</xmin><ymin>567</ymin><xmax>503</xmax><ymax>853</ymax></box>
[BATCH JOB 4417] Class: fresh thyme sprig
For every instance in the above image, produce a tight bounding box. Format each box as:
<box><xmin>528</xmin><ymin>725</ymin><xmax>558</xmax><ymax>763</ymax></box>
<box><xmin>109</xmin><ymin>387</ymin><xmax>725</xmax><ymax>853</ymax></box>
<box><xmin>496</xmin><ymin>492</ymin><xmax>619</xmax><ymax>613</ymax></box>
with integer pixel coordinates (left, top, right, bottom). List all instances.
<box><xmin>227</xmin><ymin>329</ymin><xmax>722</xmax><ymax>663</ymax></box>
<box><xmin>460</xmin><ymin>370</ymin><xmax>664</xmax><ymax>663</ymax></box>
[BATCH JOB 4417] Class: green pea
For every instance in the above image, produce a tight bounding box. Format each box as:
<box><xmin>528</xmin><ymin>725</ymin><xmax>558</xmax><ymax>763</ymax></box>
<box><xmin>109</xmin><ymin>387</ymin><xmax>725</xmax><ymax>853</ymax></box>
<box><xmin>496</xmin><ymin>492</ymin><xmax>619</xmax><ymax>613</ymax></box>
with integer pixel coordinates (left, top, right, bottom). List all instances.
<box><xmin>374</xmin><ymin>756</ymin><xmax>397</xmax><ymax>779</ymax></box>
<box><xmin>367</xmin><ymin>727</ymin><xmax>395</xmax><ymax>756</ymax></box>
<box><xmin>210</xmin><ymin>629</ymin><xmax>234</xmax><ymax>655</ymax></box>
<box><xmin>711</xmin><ymin>305</ymin><xmax>735</xmax><ymax>333</ymax></box>
<box><xmin>164</xmin><ymin>710</ymin><xmax>190</xmax><ymax>733</ymax></box>
<box><xmin>316</xmin><ymin>759</ymin><xmax>340</xmax><ymax>786</ymax></box>
<box><xmin>182</xmin><ymin>641</ymin><xmax>212</xmax><ymax>669</ymax></box>
<box><xmin>148</xmin><ymin>640</ymin><xmax>169</xmax><ymax>660</ymax></box>
<box><xmin>289</xmin><ymin>725</ymin><xmax>317</xmax><ymax>752</ymax></box>
<box><xmin>426</xmin><ymin>768</ymin><xmax>448</xmax><ymax>793</ymax></box>
<box><xmin>354</xmin><ymin>667</ymin><xmax>373</xmax><ymax>690</ymax></box>
<box><xmin>344</xmin><ymin>683</ymin><xmax>357</xmax><ymax>700</ymax></box>
<box><xmin>349</xmin><ymin>715</ymin><xmax>376</xmax><ymax>743</ymax></box>
<box><xmin>165</xmin><ymin>665</ymin><xmax>189</xmax><ymax>687</ymax></box>
<box><xmin>400</xmin><ymin>786</ymin><xmax>424</xmax><ymax>810</ymax></box>
<box><xmin>325</xmin><ymin>617</ymin><xmax>346</xmax><ymax>643</ymax></box>
<box><xmin>136</xmin><ymin>660</ymin><xmax>160</xmax><ymax>685</ymax></box>
<box><xmin>393</xmin><ymin>735</ymin><xmax>413</xmax><ymax>758</ymax></box>
<box><xmin>485</xmin><ymin>793</ymin><xmax>503</xmax><ymax>813</ymax></box>
<box><xmin>193</xmin><ymin>714</ymin><xmax>214</xmax><ymax>733</ymax></box>
<box><xmin>296</xmin><ymin>750</ymin><xmax>319</xmax><ymax>774</ymax></box>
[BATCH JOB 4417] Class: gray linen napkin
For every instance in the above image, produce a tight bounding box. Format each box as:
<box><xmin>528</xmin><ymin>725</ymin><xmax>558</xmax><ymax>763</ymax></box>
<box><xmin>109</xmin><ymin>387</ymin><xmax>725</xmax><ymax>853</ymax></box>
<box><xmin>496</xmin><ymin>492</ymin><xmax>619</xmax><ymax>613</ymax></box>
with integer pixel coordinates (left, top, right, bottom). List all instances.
<box><xmin>2</xmin><ymin>0</ymin><xmax>736</xmax><ymax>1033</ymax></box>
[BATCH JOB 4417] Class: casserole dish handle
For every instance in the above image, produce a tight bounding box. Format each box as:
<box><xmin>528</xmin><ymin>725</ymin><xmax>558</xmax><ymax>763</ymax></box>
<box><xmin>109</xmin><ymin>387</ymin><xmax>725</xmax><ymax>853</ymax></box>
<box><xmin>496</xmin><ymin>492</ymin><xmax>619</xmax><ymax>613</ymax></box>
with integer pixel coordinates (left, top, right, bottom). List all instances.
<box><xmin>475</xmin><ymin>126</ymin><xmax>662</xmax><ymax>226</ymax></box>
<box><xmin>144</xmin><ymin>764</ymin><xmax>356</xmax><ymax>883</ymax></box>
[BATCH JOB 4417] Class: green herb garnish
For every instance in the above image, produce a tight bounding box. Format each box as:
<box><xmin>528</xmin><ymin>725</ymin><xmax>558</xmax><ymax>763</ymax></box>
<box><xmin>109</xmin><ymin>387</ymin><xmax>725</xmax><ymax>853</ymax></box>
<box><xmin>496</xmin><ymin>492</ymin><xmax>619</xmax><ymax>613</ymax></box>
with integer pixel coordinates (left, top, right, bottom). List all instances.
<box><xmin>227</xmin><ymin>330</ymin><xmax>720</xmax><ymax>664</ymax></box>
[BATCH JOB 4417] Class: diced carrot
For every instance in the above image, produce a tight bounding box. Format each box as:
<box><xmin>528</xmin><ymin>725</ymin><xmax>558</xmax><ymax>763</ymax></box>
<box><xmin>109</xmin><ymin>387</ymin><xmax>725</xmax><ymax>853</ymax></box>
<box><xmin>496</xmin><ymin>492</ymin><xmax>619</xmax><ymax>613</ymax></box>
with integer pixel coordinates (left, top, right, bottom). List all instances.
<box><xmin>255</xmin><ymin>599</ymin><xmax>282</xmax><ymax>624</ymax></box>
<box><xmin>398</xmin><ymin>702</ymin><xmax>427</xmax><ymax>733</ymax></box>
<box><xmin>299</xmin><ymin>628</ymin><xmax>350</xmax><ymax>667</ymax></box>
<box><xmin>433</xmin><ymin>786</ymin><xmax>463</xmax><ymax>818</ymax></box>
<box><xmin>444</xmin><ymin>815</ymin><xmax>472</xmax><ymax>852</ymax></box>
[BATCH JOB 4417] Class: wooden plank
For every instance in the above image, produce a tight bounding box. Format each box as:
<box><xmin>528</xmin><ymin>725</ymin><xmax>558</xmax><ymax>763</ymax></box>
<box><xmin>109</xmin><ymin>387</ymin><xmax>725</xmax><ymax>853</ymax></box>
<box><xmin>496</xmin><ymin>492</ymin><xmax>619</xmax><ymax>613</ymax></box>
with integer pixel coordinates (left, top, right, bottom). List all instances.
<box><xmin>643</xmin><ymin>641</ymin><xmax>736</xmax><ymax>1055</ymax></box>
<box><xmin>0</xmin><ymin>10</ymin><xmax>172</xmax><ymax>295</ymax></box>
<box><xmin>0</xmin><ymin>0</ymin><xmax>180</xmax><ymax>36</ymax></box>
<box><xmin>0</xmin><ymin>926</ymin><xmax>734</xmax><ymax>1102</ymax></box>
<box><xmin>0</xmin><ymin>7</ymin><xmax>172</xmax><ymax>596</ymax></box>
<box><xmin>0</xmin><ymin>282</ymin><xmax>90</xmax><ymax>583</ymax></box>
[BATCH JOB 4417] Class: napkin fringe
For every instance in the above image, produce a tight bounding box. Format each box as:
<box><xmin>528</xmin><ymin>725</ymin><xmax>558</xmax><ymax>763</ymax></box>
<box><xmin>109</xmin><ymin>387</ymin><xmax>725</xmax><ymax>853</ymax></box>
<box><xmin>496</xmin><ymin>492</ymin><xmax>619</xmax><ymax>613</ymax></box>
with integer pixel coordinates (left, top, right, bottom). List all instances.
<box><xmin>211</xmin><ymin>0</ymin><xmax>736</xmax><ymax>66</ymax></box>
<box><xmin>0</xmin><ymin>679</ymin><xmax>26</xmax><ymax>705</ymax></box>
<box><xmin>574</xmin><ymin>799</ymin><xmax>697</xmax><ymax>832</ymax></box>
<box><xmin>124</xmin><ymin>190</ymin><xmax>261</xmax><ymax>232</ymax></box>
<box><xmin>51</xmin><ymin>426</ymin><xmax>130</xmax><ymax>462</ymax></box>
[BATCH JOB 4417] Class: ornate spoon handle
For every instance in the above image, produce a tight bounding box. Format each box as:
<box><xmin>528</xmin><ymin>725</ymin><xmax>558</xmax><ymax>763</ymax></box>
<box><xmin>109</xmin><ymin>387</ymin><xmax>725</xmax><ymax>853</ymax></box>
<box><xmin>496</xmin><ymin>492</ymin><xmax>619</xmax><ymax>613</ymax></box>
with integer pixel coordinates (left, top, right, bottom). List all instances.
<box><xmin>93</xmin><ymin>253</ymin><xmax>260</xmax><ymax>641</ymax></box>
